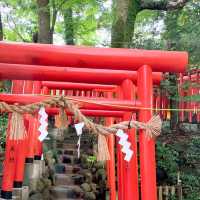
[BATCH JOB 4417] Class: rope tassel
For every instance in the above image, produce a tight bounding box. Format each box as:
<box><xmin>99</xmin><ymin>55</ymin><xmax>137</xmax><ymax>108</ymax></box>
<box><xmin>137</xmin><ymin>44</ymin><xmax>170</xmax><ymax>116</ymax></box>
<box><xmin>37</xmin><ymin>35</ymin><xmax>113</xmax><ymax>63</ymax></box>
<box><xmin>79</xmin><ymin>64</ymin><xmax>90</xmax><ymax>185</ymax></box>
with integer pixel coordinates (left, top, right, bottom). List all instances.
<box><xmin>97</xmin><ymin>134</ymin><xmax>110</xmax><ymax>162</ymax></box>
<box><xmin>55</xmin><ymin>107</ymin><xmax>67</xmax><ymax>129</ymax></box>
<box><xmin>9</xmin><ymin>112</ymin><xmax>26</xmax><ymax>140</ymax></box>
<box><xmin>144</xmin><ymin>115</ymin><xmax>162</xmax><ymax>138</ymax></box>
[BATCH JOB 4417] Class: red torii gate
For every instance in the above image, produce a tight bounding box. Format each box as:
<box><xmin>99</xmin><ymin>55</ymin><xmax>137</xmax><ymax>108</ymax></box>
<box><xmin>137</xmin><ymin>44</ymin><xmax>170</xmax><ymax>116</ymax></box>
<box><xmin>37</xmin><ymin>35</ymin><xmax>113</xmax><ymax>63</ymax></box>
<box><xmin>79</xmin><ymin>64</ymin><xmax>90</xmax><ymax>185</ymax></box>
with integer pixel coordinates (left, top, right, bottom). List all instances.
<box><xmin>0</xmin><ymin>63</ymin><xmax>162</xmax><ymax>85</ymax></box>
<box><xmin>0</xmin><ymin>42</ymin><xmax>187</xmax><ymax>200</ymax></box>
<box><xmin>0</xmin><ymin>42</ymin><xmax>187</xmax><ymax>72</ymax></box>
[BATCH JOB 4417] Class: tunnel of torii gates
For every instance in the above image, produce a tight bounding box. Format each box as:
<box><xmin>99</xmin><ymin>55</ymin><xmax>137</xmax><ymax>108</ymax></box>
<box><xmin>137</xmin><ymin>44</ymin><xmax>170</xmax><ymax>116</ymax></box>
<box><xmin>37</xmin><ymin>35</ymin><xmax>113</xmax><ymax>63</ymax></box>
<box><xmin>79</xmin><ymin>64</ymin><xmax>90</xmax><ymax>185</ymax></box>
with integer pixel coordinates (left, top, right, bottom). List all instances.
<box><xmin>0</xmin><ymin>42</ymin><xmax>188</xmax><ymax>200</ymax></box>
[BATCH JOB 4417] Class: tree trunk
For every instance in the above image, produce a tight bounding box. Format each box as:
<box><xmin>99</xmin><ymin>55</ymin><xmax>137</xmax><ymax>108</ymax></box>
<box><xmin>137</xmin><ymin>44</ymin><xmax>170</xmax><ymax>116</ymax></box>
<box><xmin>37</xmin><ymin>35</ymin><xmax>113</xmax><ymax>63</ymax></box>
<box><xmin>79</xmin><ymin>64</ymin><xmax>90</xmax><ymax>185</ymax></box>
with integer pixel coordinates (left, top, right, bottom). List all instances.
<box><xmin>37</xmin><ymin>0</ymin><xmax>52</xmax><ymax>44</ymax></box>
<box><xmin>164</xmin><ymin>11</ymin><xmax>181</xmax><ymax>129</ymax></box>
<box><xmin>0</xmin><ymin>12</ymin><xmax>3</xmax><ymax>41</ymax></box>
<box><xmin>111</xmin><ymin>0</ymin><xmax>140</xmax><ymax>48</ymax></box>
<box><xmin>169</xmin><ymin>74</ymin><xmax>179</xmax><ymax>130</ymax></box>
<box><xmin>63</xmin><ymin>8</ymin><xmax>74</xmax><ymax>45</ymax></box>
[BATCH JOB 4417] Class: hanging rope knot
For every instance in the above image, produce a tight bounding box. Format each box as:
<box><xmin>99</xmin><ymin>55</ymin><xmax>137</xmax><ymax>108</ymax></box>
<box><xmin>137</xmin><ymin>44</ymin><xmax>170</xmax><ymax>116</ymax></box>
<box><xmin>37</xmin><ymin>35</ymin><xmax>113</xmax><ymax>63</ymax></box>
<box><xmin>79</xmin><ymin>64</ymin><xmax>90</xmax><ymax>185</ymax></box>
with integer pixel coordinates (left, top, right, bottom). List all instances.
<box><xmin>145</xmin><ymin>115</ymin><xmax>162</xmax><ymax>138</ymax></box>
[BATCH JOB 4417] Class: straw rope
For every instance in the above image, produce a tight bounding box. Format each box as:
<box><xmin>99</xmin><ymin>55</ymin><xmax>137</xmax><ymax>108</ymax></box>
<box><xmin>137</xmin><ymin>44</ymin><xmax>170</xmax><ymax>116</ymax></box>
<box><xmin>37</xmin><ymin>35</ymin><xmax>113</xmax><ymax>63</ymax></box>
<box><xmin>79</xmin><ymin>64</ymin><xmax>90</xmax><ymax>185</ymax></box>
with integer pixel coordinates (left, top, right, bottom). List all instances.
<box><xmin>0</xmin><ymin>96</ymin><xmax>162</xmax><ymax>161</ymax></box>
<box><xmin>0</xmin><ymin>96</ymin><xmax>162</xmax><ymax>137</ymax></box>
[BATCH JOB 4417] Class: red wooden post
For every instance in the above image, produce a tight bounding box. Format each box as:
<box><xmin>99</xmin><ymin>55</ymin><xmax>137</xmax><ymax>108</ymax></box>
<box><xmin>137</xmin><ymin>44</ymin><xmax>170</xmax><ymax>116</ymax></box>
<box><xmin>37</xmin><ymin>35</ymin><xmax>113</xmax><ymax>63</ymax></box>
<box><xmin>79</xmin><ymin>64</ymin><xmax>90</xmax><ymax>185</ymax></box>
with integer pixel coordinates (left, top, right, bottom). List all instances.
<box><xmin>105</xmin><ymin>92</ymin><xmax>116</xmax><ymax>200</ymax></box>
<box><xmin>14</xmin><ymin>80</ymin><xmax>28</xmax><ymax>188</ymax></box>
<box><xmin>32</xmin><ymin>81</ymin><xmax>42</xmax><ymax>160</ymax></box>
<box><xmin>24</xmin><ymin>81</ymin><xmax>35</xmax><ymax>164</ymax></box>
<box><xmin>116</xmin><ymin>86</ymin><xmax>124</xmax><ymax>200</ymax></box>
<box><xmin>38</xmin><ymin>85</ymin><xmax>50</xmax><ymax>154</ymax></box>
<box><xmin>1</xmin><ymin>80</ymin><xmax>25</xmax><ymax>199</ymax></box>
<box><xmin>138</xmin><ymin>65</ymin><xmax>157</xmax><ymax>200</ymax></box>
<box><xmin>1</xmin><ymin>119</ymin><xmax>15</xmax><ymax>199</ymax></box>
<box><xmin>121</xmin><ymin>79</ymin><xmax>138</xmax><ymax>200</ymax></box>
<box><xmin>41</xmin><ymin>86</ymin><xmax>49</xmax><ymax>95</ymax></box>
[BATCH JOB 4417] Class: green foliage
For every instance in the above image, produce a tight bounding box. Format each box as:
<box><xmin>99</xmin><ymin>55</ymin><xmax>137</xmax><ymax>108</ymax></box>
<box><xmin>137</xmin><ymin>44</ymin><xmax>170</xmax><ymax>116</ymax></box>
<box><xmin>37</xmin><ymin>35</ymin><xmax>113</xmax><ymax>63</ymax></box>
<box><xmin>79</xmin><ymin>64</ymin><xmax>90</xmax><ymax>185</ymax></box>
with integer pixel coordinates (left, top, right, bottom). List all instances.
<box><xmin>184</xmin><ymin>94</ymin><xmax>200</xmax><ymax>102</ymax></box>
<box><xmin>156</xmin><ymin>141</ymin><xmax>179</xmax><ymax>184</ymax></box>
<box><xmin>86</xmin><ymin>155</ymin><xmax>97</xmax><ymax>166</ymax></box>
<box><xmin>0</xmin><ymin>0</ymin><xmax>37</xmax><ymax>42</ymax></box>
<box><xmin>133</xmin><ymin>9</ymin><xmax>166</xmax><ymax>49</ymax></box>
<box><xmin>71</xmin><ymin>0</ymin><xmax>111</xmax><ymax>45</ymax></box>
<box><xmin>0</xmin><ymin>114</ymin><xmax>7</xmax><ymax>150</ymax></box>
<box><xmin>157</xmin><ymin>137</ymin><xmax>200</xmax><ymax>199</ymax></box>
<box><xmin>0</xmin><ymin>85</ymin><xmax>9</xmax><ymax>150</ymax></box>
<box><xmin>160</xmin><ymin>74</ymin><xmax>178</xmax><ymax>100</ymax></box>
<box><xmin>164</xmin><ymin>0</ymin><xmax>200</xmax><ymax>64</ymax></box>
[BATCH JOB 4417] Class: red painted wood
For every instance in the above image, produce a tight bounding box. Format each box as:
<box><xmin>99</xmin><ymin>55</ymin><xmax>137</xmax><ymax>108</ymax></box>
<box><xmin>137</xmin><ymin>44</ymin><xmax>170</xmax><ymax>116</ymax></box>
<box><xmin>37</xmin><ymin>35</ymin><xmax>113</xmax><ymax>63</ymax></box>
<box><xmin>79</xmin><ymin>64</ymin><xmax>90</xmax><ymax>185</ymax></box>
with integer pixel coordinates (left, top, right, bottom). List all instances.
<box><xmin>33</xmin><ymin>81</ymin><xmax>42</xmax><ymax>158</ymax></box>
<box><xmin>116</xmin><ymin>86</ymin><xmax>124</xmax><ymax>200</ymax></box>
<box><xmin>1</xmin><ymin>80</ymin><xmax>26</xmax><ymax>195</ymax></box>
<box><xmin>0</xmin><ymin>94</ymin><xmax>141</xmax><ymax>112</ymax></box>
<box><xmin>42</xmin><ymin>81</ymin><xmax>117</xmax><ymax>91</ymax></box>
<box><xmin>105</xmin><ymin>92</ymin><xmax>116</xmax><ymax>200</ymax></box>
<box><xmin>24</xmin><ymin>81</ymin><xmax>35</xmax><ymax>160</ymax></box>
<box><xmin>121</xmin><ymin>79</ymin><xmax>138</xmax><ymax>200</ymax></box>
<box><xmin>0</xmin><ymin>63</ymin><xmax>163</xmax><ymax>85</ymax></box>
<box><xmin>1</xmin><ymin>116</ymin><xmax>16</xmax><ymax>194</ymax></box>
<box><xmin>138</xmin><ymin>65</ymin><xmax>157</xmax><ymax>200</ymax></box>
<box><xmin>0</xmin><ymin>42</ymin><xmax>187</xmax><ymax>72</ymax></box>
<box><xmin>13</xmin><ymin>81</ymin><xmax>27</xmax><ymax>185</ymax></box>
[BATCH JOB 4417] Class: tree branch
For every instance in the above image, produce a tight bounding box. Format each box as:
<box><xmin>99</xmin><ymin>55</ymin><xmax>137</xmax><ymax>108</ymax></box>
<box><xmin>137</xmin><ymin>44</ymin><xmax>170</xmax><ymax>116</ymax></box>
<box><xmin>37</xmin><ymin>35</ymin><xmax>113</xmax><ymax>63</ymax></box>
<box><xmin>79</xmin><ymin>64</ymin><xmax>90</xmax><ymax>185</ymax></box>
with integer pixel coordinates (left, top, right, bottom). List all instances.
<box><xmin>50</xmin><ymin>2</ymin><xmax>57</xmax><ymax>34</ymax></box>
<box><xmin>0</xmin><ymin>12</ymin><xmax>3</xmax><ymax>40</ymax></box>
<box><xmin>6</xmin><ymin>15</ymin><xmax>28</xmax><ymax>42</ymax></box>
<box><xmin>141</xmin><ymin>0</ymin><xmax>188</xmax><ymax>11</ymax></box>
<box><xmin>50</xmin><ymin>0</ymin><xmax>66</xmax><ymax>39</ymax></box>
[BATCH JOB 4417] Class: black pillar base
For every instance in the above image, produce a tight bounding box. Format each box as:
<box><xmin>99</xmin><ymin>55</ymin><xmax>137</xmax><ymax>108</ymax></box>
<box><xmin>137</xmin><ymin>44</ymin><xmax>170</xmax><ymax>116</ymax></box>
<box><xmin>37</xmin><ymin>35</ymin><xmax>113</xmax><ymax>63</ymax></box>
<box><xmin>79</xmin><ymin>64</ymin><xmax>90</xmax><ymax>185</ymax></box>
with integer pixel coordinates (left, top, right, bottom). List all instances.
<box><xmin>34</xmin><ymin>155</ymin><xmax>41</xmax><ymax>160</ymax></box>
<box><xmin>13</xmin><ymin>181</ymin><xmax>22</xmax><ymax>188</ymax></box>
<box><xmin>1</xmin><ymin>190</ymin><xmax>12</xmax><ymax>199</ymax></box>
<box><xmin>25</xmin><ymin>157</ymin><xmax>33</xmax><ymax>163</ymax></box>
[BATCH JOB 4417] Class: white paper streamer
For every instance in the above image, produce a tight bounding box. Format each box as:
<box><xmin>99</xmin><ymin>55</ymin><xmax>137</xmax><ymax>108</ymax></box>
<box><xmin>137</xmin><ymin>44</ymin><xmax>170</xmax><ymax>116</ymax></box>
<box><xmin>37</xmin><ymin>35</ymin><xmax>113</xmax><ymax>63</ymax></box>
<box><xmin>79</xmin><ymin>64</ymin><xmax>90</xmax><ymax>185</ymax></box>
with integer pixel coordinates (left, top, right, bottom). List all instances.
<box><xmin>38</xmin><ymin>107</ymin><xmax>48</xmax><ymax>142</ymax></box>
<box><xmin>116</xmin><ymin>129</ymin><xmax>133</xmax><ymax>162</ymax></box>
<box><xmin>75</xmin><ymin>122</ymin><xmax>85</xmax><ymax>158</ymax></box>
<box><xmin>124</xmin><ymin>149</ymin><xmax>134</xmax><ymax>162</ymax></box>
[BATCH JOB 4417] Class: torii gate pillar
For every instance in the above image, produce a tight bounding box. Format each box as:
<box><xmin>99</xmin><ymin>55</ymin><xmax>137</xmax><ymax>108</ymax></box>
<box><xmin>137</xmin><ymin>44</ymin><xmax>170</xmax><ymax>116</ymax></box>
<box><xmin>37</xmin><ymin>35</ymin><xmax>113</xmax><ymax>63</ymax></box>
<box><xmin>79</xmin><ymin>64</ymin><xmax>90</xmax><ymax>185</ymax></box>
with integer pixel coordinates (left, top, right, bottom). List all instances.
<box><xmin>138</xmin><ymin>65</ymin><xmax>157</xmax><ymax>200</ymax></box>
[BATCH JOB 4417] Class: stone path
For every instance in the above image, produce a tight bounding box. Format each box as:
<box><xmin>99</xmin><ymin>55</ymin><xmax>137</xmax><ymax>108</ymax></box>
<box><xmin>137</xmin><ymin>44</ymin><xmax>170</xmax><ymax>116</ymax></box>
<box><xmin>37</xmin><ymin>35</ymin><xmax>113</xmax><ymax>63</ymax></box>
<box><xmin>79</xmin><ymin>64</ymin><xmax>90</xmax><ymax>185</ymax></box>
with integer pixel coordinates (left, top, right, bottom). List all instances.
<box><xmin>50</xmin><ymin>128</ymin><xmax>94</xmax><ymax>200</ymax></box>
<box><xmin>50</xmin><ymin>141</ymin><xmax>83</xmax><ymax>199</ymax></box>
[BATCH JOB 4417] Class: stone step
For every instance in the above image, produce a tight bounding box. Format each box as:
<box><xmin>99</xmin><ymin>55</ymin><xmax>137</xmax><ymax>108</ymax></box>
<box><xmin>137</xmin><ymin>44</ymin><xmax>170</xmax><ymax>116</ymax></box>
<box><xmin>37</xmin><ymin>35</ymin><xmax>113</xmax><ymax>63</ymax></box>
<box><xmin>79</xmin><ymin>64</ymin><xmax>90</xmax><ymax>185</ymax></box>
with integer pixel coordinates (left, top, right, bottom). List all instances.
<box><xmin>56</xmin><ymin>148</ymin><xmax>77</xmax><ymax>156</ymax></box>
<box><xmin>65</xmin><ymin>165</ymin><xmax>81</xmax><ymax>174</ymax></box>
<box><xmin>64</xmin><ymin>138</ymin><xmax>93</xmax><ymax>145</ymax></box>
<box><xmin>63</xmin><ymin>136</ymin><xmax>93</xmax><ymax>142</ymax></box>
<box><xmin>61</xmin><ymin>144</ymin><xmax>78</xmax><ymax>149</ymax></box>
<box><xmin>57</xmin><ymin>147</ymin><xmax>92</xmax><ymax>156</ymax></box>
<box><xmin>55</xmin><ymin>173</ymin><xmax>84</xmax><ymax>185</ymax></box>
<box><xmin>62</xmin><ymin>155</ymin><xmax>81</xmax><ymax>165</ymax></box>
<box><xmin>63</xmin><ymin>149</ymin><xmax>76</xmax><ymax>155</ymax></box>
<box><xmin>55</xmin><ymin>164</ymin><xmax>66</xmax><ymax>174</ymax></box>
<box><xmin>50</xmin><ymin>185</ymin><xmax>83</xmax><ymax>199</ymax></box>
<box><xmin>55</xmin><ymin>164</ymin><xmax>81</xmax><ymax>174</ymax></box>
<box><xmin>55</xmin><ymin>174</ymin><xmax>74</xmax><ymax>185</ymax></box>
